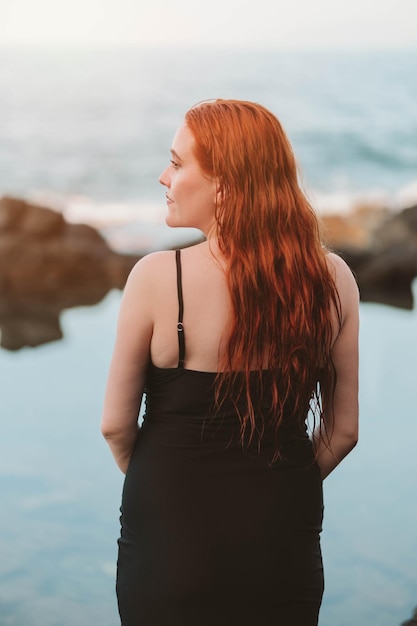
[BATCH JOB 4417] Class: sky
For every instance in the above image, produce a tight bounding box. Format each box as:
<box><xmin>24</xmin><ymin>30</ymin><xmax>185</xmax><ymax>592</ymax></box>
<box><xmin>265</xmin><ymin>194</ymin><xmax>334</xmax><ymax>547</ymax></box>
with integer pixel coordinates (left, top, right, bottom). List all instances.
<box><xmin>0</xmin><ymin>0</ymin><xmax>416</xmax><ymax>49</ymax></box>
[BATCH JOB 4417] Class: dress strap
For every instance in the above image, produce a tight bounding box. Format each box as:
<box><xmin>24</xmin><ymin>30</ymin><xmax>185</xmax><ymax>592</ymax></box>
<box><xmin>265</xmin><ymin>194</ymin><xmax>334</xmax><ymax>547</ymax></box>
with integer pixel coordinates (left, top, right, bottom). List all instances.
<box><xmin>175</xmin><ymin>249</ymin><xmax>185</xmax><ymax>368</ymax></box>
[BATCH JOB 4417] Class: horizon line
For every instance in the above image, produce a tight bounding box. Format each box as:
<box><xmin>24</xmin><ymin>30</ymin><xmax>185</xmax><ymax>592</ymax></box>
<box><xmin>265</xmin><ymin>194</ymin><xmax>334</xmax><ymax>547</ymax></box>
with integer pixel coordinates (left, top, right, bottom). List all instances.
<box><xmin>1</xmin><ymin>42</ymin><xmax>417</xmax><ymax>53</ymax></box>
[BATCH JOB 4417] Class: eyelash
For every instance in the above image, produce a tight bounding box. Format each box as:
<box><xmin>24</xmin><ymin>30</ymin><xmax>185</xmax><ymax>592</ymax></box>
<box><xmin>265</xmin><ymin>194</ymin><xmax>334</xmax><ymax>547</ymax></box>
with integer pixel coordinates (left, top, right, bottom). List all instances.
<box><xmin>170</xmin><ymin>159</ymin><xmax>179</xmax><ymax>169</ymax></box>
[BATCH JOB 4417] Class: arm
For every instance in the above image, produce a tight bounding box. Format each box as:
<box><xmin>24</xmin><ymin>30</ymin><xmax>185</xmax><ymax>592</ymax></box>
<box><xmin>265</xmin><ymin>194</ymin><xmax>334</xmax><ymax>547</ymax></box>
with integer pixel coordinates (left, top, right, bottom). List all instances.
<box><xmin>101</xmin><ymin>257</ymin><xmax>154</xmax><ymax>473</ymax></box>
<box><xmin>313</xmin><ymin>253</ymin><xmax>360</xmax><ymax>480</ymax></box>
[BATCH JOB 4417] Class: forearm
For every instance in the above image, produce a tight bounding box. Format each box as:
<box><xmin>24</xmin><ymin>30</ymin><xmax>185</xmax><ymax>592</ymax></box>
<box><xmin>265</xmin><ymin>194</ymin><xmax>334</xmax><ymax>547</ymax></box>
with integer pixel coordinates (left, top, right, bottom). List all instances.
<box><xmin>312</xmin><ymin>428</ymin><xmax>357</xmax><ymax>480</ymax></box>
<box><xmin>102</xmin><ymin>422</ymin><xmax>140</xmax><ymax>474</ymax></box>
<box><xmin>101</xmin><ymin>358</ymin><xmax>146</xmax><ymax>473</ymax></box>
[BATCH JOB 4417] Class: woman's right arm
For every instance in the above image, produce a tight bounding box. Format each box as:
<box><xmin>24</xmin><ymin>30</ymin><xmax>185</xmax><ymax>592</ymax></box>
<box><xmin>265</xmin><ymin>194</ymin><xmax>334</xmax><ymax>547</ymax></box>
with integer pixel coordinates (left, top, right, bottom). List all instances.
<box><xmin>101</xmin><ymin>257</ymin><xmax>155</xmax><ymax>474</ymax></box>
<box><xmin>313</xmin><ymin>253</ymin><xmax>360</xmax><ymax>479</ymax></box>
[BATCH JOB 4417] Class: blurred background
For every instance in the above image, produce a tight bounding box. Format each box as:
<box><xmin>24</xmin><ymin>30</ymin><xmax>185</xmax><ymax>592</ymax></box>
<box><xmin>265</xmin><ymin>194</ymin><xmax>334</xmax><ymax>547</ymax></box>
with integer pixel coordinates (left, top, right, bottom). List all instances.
<box><xmin>0</xmin><ymin>1</ymin><xmax>416</xmax><ymax>625</ymax></box>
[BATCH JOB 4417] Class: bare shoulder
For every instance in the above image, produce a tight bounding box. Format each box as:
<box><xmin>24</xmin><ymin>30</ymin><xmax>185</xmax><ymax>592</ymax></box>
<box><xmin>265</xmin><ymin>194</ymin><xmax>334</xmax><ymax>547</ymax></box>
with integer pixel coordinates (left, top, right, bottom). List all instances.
<box><xmin>326</xmin><ymin>252</ymin><xmax>359</xmax><ymax>293</ymax></box>
<box><xmin>325</xmin><ymin>251</ymin><xmax>360</xmax><ymax>324</ymax></box>
<box><xmin>128</xmin><ymin>249</ymin><xmax>175</xmax><ymax>279</ymax></box>
<box><xmin>118</xmin><ymin>250</ymin><xmax>175</xmax><ymax>316</ymax></box>
<box><xmin>124</xmin><ymin>250</ymin><xmax>175</xmax><ymax>292</ymax></box>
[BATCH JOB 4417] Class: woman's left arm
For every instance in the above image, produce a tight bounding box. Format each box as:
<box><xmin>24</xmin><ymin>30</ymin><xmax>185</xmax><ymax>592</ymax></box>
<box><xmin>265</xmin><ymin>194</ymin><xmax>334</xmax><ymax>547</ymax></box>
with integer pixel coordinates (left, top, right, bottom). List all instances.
<box><xmin>313</xmin><ymin>253</ymin><xmax>360</xmax><ymax>479</ymax></box>
<box><xmin>101</xmin><ymin>258</ymin><xmax>154</xmax><ymax>473</ymax></box>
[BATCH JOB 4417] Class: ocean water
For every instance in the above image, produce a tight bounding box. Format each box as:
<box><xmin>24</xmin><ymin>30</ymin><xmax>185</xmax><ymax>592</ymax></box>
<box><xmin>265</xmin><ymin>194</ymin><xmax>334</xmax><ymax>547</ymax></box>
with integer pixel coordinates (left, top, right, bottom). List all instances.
<box><xmin>1</xmin><ymin>287</ymin><xmax>417</xmax><ymax>626</ymax></box>
<box><xmin>1</xmin><ymin>46</ymin><xmax>417</xmax><ymax>251</ymax></box>
<box><xmin>1</xmin><ymin>46</ymin><xmax>417</xmax><ymax>625</ymax></box>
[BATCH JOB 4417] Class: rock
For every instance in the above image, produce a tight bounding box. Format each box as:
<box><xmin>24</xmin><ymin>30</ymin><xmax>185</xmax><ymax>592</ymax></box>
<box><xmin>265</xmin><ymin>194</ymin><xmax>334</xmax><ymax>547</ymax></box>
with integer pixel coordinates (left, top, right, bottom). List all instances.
<box><xmin>324</xmin><ymin>204</ymin><xmax>417</xmax><ymax>310</ymax></box>
<box><xmin>0</xmin><ymin>308</ymin><xmax>63</xmax><ymax>352</ymax></box>
<box><xmin>0</xmin><ymin>195</ymin><xmax>65</xmax><ymax>235</ymax></box>
<box><xmin>321</xmin><ymin>203</ymin><xmax>390</xmax><ymax>250</ymax></box>
<box><xmin>321</xmin><ymin>214</ymin><xmax>368</xmax><ymax>249</ymax></box>
<box><xmin>0</xmin><ymin>196</ymin><xmax>140</xmax><ymax>350</ymax></box>
<box><xmin>338</xmin><ymin>244</ymin><xmax>417</xmax><ymax>309</ymax></box>
<box><xmin>401</xmin><ymin>606</ymin><xmax>417</xmax><ymax>625</ymax></box>
<box><xmin>1</xmin><ymin>195</ymin><xmax>416</xmax><ymax>350</ymax></box>
<box><xmin>322</xmin><ymin>208</ymin><xmax>382</xmax><ymax>250</ymax></box>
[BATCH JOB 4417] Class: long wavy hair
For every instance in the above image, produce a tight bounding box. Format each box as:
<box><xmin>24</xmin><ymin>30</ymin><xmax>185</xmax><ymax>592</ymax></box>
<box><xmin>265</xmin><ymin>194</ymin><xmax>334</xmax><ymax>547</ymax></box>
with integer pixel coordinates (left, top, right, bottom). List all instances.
<box><xmin>185</xmin><ymin>99</ymin><xmax>340</xmax><ymax>454</ymax></box>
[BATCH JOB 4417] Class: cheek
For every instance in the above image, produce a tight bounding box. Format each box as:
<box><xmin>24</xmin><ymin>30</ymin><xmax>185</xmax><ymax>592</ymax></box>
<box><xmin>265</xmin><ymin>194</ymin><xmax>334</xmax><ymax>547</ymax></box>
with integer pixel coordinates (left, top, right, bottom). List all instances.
<box><xmin>172</xmin><ymin>173</ymin><xmax>189</xmax><ymax>197</ymax></box>
<box><xmin>192</xmin><ymin>177</ymin><xmax>216</xmax><ymax>204</ymax></box>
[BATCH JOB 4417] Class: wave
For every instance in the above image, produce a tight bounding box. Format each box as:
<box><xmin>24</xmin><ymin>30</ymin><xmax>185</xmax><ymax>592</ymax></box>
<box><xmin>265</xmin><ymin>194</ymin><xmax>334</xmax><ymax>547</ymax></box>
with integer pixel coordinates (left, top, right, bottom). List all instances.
<box><xmin>24</xmin><ymin>180</ymin><xmax>417</xmax><ymax>253</ymax></box>
<box><xmin>308</xmin><ymin>179</ymin><xmax>417</xmax><ymax>215</ymax></box>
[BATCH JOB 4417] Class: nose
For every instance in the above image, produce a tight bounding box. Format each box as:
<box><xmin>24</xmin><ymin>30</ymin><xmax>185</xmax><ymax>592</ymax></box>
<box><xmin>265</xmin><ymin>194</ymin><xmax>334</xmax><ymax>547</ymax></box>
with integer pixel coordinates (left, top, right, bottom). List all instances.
<box><xmin>159</xmin><ymin>166</ymin><xmax>170</xmax><ymax>187</ymax></box>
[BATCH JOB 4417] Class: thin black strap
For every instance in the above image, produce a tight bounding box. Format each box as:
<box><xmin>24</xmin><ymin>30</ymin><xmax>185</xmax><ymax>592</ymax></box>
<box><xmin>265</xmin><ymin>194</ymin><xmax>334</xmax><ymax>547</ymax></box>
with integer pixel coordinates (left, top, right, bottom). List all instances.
<box><xmin>175</xmin><ymin>249</ymin><xmax>185</xmax><ymax>368</ymax></box>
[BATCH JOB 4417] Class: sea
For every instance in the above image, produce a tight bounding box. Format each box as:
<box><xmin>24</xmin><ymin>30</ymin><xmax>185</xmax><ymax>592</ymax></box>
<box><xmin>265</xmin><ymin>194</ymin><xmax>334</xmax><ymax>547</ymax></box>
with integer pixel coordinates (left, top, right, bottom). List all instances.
<box><xmin>0</xmin><ymin>45</ymin><xmax>417</xmax><ymax>626</ymax></box>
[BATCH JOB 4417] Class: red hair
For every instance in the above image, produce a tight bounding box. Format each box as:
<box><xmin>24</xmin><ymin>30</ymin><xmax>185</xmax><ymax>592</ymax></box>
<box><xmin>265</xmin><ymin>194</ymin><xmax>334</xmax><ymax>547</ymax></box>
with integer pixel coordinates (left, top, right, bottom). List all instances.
<box><xmin>185</xmin><ymin>100</ymin><xmax>340</xmax><ymax>456</ymax></box>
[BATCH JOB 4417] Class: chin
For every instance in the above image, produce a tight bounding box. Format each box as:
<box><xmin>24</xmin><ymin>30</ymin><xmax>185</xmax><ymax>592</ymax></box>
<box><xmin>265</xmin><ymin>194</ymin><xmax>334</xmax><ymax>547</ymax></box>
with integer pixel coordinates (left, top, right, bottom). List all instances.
<box><xmin>165</xmin><ymin>214</ymin><xmax>182</xmax><ymax>228</ymax></box>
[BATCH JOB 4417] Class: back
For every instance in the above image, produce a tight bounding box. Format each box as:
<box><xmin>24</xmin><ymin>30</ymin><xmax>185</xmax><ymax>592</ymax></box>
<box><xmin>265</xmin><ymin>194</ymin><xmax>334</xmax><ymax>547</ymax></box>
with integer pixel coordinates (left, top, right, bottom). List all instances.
<box><xmin>149</xmin><ymin>241</ymin><xmax>232</xmax><ymax>372</ymax></box>
<box><xmin>117</xmin><ymin>245</ymin><xmax>325</xmax><ymax>626</ymax></box>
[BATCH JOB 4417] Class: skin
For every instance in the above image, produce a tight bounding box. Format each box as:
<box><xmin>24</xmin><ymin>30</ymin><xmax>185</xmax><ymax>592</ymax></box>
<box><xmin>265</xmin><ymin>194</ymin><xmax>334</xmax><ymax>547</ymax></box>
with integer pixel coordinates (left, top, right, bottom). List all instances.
<box><xmin>160</xmin><ymin>123</ymin><xmax>218</xmax><ymax>234</ymax></box>
<box><xmin>313</xmin><ymin>253</ymin><xmax>359</xmax><ymax>478</ymax></box>
<box><xmin>101</xmin><ymin>122</ymin><xmax>359</xmax><ymax>478</ymax></box>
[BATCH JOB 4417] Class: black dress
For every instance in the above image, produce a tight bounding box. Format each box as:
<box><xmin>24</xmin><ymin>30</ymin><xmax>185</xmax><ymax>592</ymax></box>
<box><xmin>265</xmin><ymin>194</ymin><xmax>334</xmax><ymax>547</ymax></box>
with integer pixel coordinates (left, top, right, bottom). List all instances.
<box><xmin>116</xmin><ymin>251</ymin><xmax>324</xmax><ymax>626</ymax></box>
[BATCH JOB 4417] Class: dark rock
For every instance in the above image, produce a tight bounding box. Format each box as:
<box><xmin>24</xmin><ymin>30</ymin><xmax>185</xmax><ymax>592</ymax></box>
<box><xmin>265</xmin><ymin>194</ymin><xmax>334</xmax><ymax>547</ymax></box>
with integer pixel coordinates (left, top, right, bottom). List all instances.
<box><xmin>401</xmin><ymin>606</ymin><xmax>417</xmax><ymax>625</ymax></box>
<box><xmin>401</xmin><ymin>204</ymin><xmax>417</xmax><ymax>234</ymax></box>
<box><xmin>0</xmin><ymin>308</ymin><xmax>63</xmax><ymax>351</ymax></box>
<box><xmin>0</xmin><ymin>196</ymin><xmax>140</xmax><ymax>350</ymax></box>
<box><xmin>330</xmin><ymin>205</ymin><xmax>417</xmax><ymax>310</ymax></box>
<box><xmin>1</xmin><ymin>195</ymin><xmax>416</xmax><ymax>350</ymax></box>
<box><xmin>0</xmin><ymin>195</ymin><xmax>65</xmax><ymax>236</ymax></box>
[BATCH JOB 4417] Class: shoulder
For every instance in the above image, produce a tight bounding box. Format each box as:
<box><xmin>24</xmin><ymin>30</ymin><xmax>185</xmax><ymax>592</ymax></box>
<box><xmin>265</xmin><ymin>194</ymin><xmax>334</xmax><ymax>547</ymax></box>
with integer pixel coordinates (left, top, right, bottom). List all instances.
<box><xmin>126</xmin><ymin>242</ymin><xmax>209</xmax><ymax>289</ymax></box>
<box><xmin>124</xmin><ymin>250</ymin><xmax>176</xmax><ymax>291</ymax></box>
<box><xmin>325</xmin><ymin>251</ymin><xmax>360</xmax><ymax>324</ymax></box>
<box><xmin>119</xmin><ymin>250</ymin><xmax>176</xmax><ymax>315</ymax></box>
<box><xmin>325</xmin><ymin>251</ymin><xmax>359</xmax><ymax>293</ymax></box>
<box><xmin>129</xmin><ymin>249</ymin><xmax>176</xmax><ymax>279</ymax></box>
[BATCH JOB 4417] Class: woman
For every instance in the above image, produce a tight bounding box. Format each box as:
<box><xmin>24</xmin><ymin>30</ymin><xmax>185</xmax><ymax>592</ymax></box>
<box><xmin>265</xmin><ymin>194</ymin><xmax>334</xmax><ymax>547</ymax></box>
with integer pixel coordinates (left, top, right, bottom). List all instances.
<box><xmin>101</xmin><ymin>99</ymin><xmax>359</xmax><ymax>625</ymax></box>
